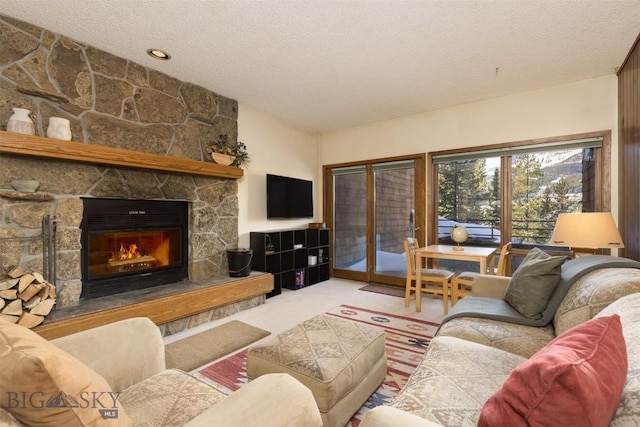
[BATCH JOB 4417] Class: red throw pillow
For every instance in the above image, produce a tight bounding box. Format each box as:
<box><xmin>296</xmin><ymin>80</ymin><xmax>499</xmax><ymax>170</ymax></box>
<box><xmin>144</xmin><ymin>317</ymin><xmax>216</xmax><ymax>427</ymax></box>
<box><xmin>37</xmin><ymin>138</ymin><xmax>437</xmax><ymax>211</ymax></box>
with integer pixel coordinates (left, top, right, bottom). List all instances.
<box><xmin>478</xmin><ymin>314</ymin><xmax>627</xmax><ymax>427</ymax></box>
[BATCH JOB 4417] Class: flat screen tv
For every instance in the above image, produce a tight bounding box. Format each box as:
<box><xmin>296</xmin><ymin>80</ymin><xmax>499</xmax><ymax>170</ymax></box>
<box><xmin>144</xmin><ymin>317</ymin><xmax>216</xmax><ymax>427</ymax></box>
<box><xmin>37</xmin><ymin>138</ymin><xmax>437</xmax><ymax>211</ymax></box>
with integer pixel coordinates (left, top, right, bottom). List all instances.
<box><xmin>267</xmin><ymin>174</ymin><xmax>313</xmax><ymax>219</ymax></box>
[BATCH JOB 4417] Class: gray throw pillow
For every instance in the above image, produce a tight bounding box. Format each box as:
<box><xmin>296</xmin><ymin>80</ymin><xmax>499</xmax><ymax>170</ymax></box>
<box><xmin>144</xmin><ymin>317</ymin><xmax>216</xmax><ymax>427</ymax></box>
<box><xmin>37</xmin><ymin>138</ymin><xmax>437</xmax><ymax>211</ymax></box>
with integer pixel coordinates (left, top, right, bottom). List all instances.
<box><xmin>504</xmin><ymin>247</ymin><xmax>566</xmax><ymax>319</ymax></box>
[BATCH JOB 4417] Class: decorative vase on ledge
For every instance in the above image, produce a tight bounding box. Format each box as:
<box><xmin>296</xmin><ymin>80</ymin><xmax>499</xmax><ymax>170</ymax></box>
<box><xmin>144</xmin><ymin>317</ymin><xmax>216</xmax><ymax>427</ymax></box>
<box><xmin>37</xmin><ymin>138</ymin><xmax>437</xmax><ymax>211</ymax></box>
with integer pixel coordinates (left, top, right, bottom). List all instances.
<box><xmin>211</xmin><ymin>152</ymin><xmax>234</xmax><ymax>166</ymax></box>
<box><xmin>46</xmin><ymin>117</ymin><xmax>72</xmax><ymax>140</ymax></box>
<box><xmin>7</xmin><ymin>107</ymin><xmax>35</xmax><ymax>135</ymax></box>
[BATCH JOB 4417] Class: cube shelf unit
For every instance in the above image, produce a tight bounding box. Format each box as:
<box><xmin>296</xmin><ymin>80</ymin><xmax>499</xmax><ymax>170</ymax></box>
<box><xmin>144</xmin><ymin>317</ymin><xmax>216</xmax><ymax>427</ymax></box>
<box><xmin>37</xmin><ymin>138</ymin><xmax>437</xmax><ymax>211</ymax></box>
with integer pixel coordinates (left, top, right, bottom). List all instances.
<box><xmin>250</xmin><ymin>228</ymin><xmax>330</xmax><ymax>298</ymax></box>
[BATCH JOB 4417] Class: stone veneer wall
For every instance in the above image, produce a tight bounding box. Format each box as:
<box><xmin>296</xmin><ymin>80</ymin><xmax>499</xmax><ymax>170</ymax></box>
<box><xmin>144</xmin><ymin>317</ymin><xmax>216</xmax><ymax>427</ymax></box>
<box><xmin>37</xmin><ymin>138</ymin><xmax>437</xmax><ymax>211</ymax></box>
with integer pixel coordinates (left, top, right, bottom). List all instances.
<box><xmin>0</xmin><ymin>15</ymin><xmax>261</xmax><ymax>330</ymax></box>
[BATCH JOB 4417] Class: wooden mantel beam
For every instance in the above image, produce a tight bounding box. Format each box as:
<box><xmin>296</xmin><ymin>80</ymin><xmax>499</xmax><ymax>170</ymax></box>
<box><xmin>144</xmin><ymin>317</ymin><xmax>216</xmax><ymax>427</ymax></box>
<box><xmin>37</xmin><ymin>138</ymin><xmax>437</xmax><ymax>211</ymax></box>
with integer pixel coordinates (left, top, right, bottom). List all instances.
<box><xmin>0</xmin><ymin>131</ymin><xmax>243</xmax><ymax>180</ymax></box>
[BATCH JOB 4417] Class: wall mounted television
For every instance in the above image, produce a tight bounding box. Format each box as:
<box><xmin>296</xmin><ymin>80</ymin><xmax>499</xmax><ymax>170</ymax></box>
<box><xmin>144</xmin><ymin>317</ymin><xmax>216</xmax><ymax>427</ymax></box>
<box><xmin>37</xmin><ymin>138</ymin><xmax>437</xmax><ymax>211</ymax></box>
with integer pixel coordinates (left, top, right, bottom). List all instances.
<box><xmin>266</xmin><ymin>174</ymin><xmax>313</xmax><ymax>219</ymax></box>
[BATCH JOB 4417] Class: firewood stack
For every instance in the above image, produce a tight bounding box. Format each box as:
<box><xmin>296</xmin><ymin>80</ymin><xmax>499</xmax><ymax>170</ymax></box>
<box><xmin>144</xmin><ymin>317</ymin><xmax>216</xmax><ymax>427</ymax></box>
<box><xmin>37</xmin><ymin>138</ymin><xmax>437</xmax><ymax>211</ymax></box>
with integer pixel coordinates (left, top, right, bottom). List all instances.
<box><xmin>0</xmin><ymin>266</ymin><xmax>57</xmax><ymax>328</ymax></box>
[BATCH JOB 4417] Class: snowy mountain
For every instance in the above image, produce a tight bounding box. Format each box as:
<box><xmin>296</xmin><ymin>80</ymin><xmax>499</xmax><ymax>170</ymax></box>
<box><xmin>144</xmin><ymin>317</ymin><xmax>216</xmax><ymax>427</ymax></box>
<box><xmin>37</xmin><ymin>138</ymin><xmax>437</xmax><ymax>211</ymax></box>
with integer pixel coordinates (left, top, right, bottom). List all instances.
<box><xmin>485</xmin><ymin>149</ymin><xmax>583</xmax><ymax>179</ymax></box>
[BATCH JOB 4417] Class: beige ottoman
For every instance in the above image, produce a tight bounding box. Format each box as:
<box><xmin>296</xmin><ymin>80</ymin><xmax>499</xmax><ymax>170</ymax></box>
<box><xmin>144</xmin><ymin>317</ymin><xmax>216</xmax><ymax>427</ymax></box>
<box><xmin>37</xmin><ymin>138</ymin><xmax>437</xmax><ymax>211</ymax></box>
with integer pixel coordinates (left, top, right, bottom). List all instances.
<box><xmin>246</xmin><ymin>314</ymin><xmax>387</xmax><ymax>427</ymax></box>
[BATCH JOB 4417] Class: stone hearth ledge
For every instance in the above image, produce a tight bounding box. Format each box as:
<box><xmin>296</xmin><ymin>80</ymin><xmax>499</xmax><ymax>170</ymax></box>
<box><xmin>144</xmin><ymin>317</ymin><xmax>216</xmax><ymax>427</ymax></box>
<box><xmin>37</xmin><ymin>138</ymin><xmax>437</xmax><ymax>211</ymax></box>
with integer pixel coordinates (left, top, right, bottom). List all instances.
<box><xmin>34</xmin><ymin>271</ymin><xmax>273</xmax><ymax>339</ymax></box>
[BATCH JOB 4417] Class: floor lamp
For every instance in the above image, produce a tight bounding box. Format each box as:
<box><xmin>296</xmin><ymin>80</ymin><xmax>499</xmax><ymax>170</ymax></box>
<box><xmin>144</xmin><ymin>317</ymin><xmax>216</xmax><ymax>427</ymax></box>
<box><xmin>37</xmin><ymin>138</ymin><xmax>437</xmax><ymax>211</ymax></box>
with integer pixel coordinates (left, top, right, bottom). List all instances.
<box><xmin>549</xmin><ymin>212</ymin><xmax>625</xmax><ymax>257</ymax></box>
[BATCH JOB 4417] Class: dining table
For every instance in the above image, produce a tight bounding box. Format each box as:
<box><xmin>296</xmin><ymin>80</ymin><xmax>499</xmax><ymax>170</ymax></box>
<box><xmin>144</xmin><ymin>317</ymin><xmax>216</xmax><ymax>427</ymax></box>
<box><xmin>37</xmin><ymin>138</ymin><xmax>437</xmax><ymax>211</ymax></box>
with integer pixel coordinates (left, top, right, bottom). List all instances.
<box><xmin>416</xmin><ymin>244</ymin><xmax>497</xmax><ymax>273</ymax></box>
<box><xmin>415</xmin><ymin>245</ymin><xmax>497</xmax><ymax>309</ymax></box>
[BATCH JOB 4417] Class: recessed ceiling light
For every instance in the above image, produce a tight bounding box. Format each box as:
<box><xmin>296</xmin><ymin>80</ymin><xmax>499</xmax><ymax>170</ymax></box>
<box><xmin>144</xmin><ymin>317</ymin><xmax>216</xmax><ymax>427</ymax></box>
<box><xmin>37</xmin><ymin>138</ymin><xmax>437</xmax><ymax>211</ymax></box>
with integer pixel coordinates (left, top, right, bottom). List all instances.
<box><xmin>147</xmin><ymin>49</ymin><xmax>171</xmax><ymax>60</ymax></box>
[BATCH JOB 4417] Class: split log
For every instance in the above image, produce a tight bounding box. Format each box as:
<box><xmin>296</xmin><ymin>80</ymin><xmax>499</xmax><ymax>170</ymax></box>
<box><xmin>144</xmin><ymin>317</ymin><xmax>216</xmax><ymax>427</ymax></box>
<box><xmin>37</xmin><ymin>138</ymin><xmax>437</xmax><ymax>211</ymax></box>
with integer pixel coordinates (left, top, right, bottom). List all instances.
<box><xmin>23</xmin><ymin>296</ymin><xmax>42</xmax><ymax>310</ymax></box>
<box><xmin>18</xmin><ymin>274</ymin><xmax>36</xmax><ymax>293</ymax></box>
<box><xmin>1</xmin><ymin>269</ymin><xmax>57</xmax><ymax>328</ymax></box>
<box><xmin>0</xmin><ymin>278</ymin><xmax>19</xmax><ymax>291</ymax></box>
<box><xmin>45</xmin><ymin>283</ymin><xmax>57</xmax><ymax>299</ymax></box>
<box><xmin>35</xmin><ymin>283</ymin><xmax>57</xmax><ymax>301</ymax></box>
<box><xmin>18</xmin><ymin>312</ymin><xmax>44</xmax><ymax>329</ymax></box>
<box><xmin>0</xmin><ymin>289</ymin><xmax>18</xmax><ymax>300</ymax></box>
<box><xmin>31</xmin><ymin>300</ymin><xmax>56</xmax><ymax>316</ymax></box>
<box><xmin>37</xmin><ymin>287</ymin><xmax>49</xmax><ymax>301</ymax></box>
<box><xmin>19</xmin><ymin>283</ymin><xmax>44</xmax><ymax>301</ymax></box>
<box><xmin>1</xmin><ymin>299</ymin><xmax>23</xmax><ymax>316</ymax></box>
<box><xmin>0</xmin><ymin>314</ymin><xmax>19</xmax><ymax>324</ymax></box>
<box><xmin>7</xmin><ymin>266</ymin><xmax>28</xmax><ymax>279</ymax></box>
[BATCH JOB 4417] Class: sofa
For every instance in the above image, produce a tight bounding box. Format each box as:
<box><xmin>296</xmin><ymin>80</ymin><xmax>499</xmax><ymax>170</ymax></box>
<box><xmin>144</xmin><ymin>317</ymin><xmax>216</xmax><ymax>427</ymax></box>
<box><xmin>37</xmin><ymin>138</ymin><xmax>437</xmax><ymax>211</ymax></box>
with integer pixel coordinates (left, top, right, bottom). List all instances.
<box><xmin>361</xmin><ymin>254</ymin><xmax>640</xmax><ymax>427</ymax></box>
<box><xmin>0</xmin><ymin>316</ymin><xmax>323</xmax><ymax>427</ymax></box>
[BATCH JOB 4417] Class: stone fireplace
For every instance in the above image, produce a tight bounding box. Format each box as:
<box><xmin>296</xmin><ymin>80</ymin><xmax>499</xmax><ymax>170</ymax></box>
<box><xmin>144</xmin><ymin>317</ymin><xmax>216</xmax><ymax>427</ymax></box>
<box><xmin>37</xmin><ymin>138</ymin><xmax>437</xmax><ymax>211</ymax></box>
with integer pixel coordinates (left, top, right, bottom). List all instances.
<box><xmin>0</xmin><ymin>15</ymin><xmax>268</xmax><ymax>336</ymax></box>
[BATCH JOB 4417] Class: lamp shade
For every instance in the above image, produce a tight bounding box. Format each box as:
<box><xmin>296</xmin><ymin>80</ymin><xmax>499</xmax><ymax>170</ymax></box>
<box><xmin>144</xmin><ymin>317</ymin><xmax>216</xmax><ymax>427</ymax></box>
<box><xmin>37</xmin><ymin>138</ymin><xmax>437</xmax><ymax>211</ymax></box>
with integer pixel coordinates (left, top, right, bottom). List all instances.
<box><xmin>549</xmin><ymin>212</ymin><xmax>624</xmax><ymax>249</ymax></box>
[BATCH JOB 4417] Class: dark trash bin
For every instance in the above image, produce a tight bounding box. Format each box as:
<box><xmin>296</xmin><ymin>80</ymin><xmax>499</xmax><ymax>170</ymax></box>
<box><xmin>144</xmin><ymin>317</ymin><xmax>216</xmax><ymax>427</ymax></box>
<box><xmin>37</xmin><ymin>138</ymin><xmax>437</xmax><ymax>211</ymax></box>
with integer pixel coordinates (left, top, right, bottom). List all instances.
<box><xmin>227</xmin><ymin>248</ymin><xmax>253</xmax><ymax>277</ymax></box>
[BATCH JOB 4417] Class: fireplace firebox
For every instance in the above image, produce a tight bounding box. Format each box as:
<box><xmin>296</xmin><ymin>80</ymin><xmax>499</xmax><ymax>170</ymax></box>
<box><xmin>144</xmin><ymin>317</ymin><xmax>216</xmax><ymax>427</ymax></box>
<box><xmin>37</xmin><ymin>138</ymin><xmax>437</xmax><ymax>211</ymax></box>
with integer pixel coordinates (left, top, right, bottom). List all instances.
<box><xmin>80</xmin><ymin>198</ymin><xmax>189</xmax><ymax>299</ymax></box>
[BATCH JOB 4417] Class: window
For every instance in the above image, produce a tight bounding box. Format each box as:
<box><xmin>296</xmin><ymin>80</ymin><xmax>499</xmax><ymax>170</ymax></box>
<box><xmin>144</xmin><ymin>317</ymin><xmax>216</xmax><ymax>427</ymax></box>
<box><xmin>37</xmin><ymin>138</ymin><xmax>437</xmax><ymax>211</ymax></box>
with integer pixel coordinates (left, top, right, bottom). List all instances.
<box><xmin>428</xmin><ymin>132</ymin><xmax>611</xmax><ymax>255</ymax></box>
<box><xmin>437</xmin><ymin>157</ymin><xmax>501</xmax><ymax>246</ymax></box>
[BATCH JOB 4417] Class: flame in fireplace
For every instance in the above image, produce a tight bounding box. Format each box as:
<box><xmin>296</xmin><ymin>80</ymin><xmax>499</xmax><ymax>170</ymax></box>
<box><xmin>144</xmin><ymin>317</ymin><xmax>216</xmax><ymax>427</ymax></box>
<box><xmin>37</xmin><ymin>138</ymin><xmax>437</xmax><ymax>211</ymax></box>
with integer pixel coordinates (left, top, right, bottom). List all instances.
<box><xmin>99</xmin><ymin>233</ymin><xmax>170</xmax><ymax>273</ymax></box>
<box><xmin>111</xmin><ymin>243</ymin><xmax>142</xmax><ymax>261</ymax></box>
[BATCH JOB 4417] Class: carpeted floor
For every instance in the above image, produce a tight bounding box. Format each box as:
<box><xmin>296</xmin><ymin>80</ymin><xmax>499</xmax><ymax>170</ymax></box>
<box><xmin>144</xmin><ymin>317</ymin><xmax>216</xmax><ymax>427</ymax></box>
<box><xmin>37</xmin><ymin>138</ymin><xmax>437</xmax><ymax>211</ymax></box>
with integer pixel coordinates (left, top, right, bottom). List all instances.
<box><xmin>194</xmin><ymin>305</ymin><xmax>439</xmax><ymax>426</ymax></box>
<box><xmin>165</xmin><ymin>320</ymin><xmax>270</xmax><ymax>372</ymax></box>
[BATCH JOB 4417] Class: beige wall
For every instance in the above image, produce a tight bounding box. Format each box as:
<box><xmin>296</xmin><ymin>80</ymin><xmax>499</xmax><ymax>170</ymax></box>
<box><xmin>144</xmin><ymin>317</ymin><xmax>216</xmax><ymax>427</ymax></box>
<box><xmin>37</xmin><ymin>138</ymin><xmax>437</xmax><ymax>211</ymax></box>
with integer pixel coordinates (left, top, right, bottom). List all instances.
<box><xmin>237</xmin><ymin>106</ymin><xmax>320</xmax><ymax>247</ymax></box>
<box><xmin>237</xmin><ymin>75</ymin><xmax>619</xmax><ymax>247</ymax></box>
<box><xmin>318</xmin><ymin>75</ymin><xmax>619</xmax><ymax>223</ymax></box>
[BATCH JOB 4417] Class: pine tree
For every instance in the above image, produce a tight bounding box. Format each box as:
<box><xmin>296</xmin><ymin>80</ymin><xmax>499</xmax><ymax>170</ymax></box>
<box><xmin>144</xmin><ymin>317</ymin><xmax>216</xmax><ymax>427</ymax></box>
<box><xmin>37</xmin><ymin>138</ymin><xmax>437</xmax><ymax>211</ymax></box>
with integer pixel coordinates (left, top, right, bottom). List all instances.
<box><xmin>488</xmin><ymin>168</ymin><xmax>501</xmax><ymax>223</ymax></box>
<box><xmin>438</xmin><ymin>158</ymin><xmax>494</xmax><ymax>240</ymax></box>
<box><xmin>467</xmin><ymin>159</ymin><xmax>488</xmax><ymax>223</ymax></box>
<box><xmin>552</xmin><ymin>176</ymin><xmax>578</xmax><ymax>213</ymax></box>
<box><xmin>535</xmin><ymin>185</ymin><xmax>555</xmax><ymax>243</ymax></box>
<box><xmin>512</xmin><ymin>154</ymin><xmax>544</xmax><ymax>243</ymax></box>
<box><xmin>438</xmin><ymin>160</ymin><xmax>479</xmax><ymax>222</ymax></box>
<box><xmin>438</xmin><ymin>163</ymin><xmax>458</xmax><ymax>220</ymax></box>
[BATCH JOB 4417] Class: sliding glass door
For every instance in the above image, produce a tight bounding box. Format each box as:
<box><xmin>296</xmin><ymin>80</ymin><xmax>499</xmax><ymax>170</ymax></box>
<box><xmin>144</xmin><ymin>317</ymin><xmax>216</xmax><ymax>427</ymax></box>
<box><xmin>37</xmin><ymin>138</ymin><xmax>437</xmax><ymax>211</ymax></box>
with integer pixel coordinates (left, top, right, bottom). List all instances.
<box><xmin>332</xmin><ymin>166</ymin><xmax>368</xmax><ymax>276</ymax></box>
<box><xmin>325</xmin><ymin>155</ymin><xmax>425</xmax><ymax>286</ymax></box>
<box><xmin>373</xmin><ymin>161</ymin><xmax>416</xmax><ymax>278</ymax></box>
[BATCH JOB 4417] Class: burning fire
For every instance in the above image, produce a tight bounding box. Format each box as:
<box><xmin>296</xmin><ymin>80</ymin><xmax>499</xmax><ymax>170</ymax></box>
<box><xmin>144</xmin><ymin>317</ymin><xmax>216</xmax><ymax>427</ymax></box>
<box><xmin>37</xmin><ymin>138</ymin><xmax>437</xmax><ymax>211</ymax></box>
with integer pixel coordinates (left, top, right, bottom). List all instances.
<box><xmin>111</xmin><ymin>243</ymin><xmax>142</xmax><ymax>261</ymax></box>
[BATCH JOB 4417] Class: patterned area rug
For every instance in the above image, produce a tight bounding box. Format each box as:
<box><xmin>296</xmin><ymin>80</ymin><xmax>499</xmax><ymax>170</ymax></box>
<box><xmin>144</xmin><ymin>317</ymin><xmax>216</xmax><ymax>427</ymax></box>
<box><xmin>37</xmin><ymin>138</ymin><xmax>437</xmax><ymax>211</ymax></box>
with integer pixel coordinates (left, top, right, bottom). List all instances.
<box><xmin>194</xmin><ymin>305</ymin><xmax>439</xmax><ymax>426</ymax></box>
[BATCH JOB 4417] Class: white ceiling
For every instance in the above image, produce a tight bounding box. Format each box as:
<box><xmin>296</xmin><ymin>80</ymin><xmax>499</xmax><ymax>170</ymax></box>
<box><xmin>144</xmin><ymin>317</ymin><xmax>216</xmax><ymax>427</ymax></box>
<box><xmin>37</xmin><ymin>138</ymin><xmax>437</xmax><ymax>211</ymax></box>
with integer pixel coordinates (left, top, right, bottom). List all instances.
<box><xmin>1</xmin><ymin>0</ymin><xmax>639</xmax><ymax>134</ymax></box>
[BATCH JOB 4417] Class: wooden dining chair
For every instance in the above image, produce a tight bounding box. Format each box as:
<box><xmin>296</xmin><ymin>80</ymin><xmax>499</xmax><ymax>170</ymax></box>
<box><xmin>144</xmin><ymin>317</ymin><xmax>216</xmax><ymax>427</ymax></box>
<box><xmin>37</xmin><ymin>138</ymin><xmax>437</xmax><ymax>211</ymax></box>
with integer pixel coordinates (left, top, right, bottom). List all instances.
<box><xmin>404</xmin><ymin>237</ymin><xmax>454</xmax><ymax>314</ymax></box>
<box><xmin>451</xmin><ymin>242</ymin><xmax>512</xmax><ymax>305</ymax></box>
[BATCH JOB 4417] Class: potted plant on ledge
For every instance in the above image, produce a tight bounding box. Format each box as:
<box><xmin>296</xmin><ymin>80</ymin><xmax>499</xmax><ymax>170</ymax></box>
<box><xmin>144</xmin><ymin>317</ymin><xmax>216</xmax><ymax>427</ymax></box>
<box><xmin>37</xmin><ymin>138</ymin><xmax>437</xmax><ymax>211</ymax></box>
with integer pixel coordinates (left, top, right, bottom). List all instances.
<box><xmin>207</xmin><ymin>134</ymin><xmax>250</xmax><ymax>168</ymax></box>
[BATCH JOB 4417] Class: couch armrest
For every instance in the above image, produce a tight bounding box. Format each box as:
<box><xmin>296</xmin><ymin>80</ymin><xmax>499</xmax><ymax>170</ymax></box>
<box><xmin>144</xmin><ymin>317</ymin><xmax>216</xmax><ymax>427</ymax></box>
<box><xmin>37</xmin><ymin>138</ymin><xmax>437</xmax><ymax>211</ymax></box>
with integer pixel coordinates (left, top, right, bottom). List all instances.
<box><xmin>51</xmin><ymin>317</ymin><xmax>165</xmax><ymax>392</ymax></box>
<box><xmin>471</xmin><ymin>275</ymin><xmax>510</xmax><ymax>299</ymax></box>
<box><xmin>184</xmin><ymin>374</ymin><xmax>323</xmax><ymax>427</ymax></box>
<box><xmin>360</xmin><ymin>406</ymin><xmax>444</xmax><ymax>427</ymax></box>
<box><xmin>0</xmin><ymin>408</ymin><xmax>24</xmax><ymax>427</ymax></box>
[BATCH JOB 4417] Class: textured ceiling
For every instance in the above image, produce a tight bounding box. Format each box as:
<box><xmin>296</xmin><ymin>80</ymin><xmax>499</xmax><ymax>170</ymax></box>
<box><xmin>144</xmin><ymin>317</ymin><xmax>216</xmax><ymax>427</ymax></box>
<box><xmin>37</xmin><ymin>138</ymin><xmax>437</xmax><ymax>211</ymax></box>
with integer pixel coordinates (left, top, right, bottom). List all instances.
<box><xmin>1</xmin><ymin>0</ymin><xmax>639</xmax><ymax>133</ymax></box>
